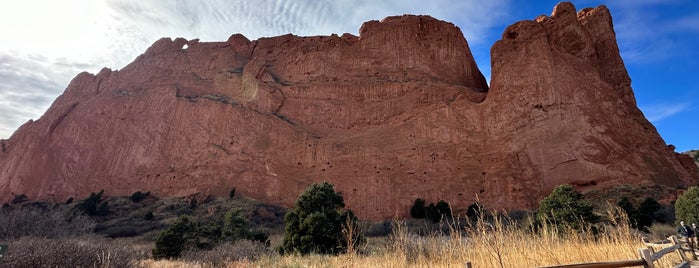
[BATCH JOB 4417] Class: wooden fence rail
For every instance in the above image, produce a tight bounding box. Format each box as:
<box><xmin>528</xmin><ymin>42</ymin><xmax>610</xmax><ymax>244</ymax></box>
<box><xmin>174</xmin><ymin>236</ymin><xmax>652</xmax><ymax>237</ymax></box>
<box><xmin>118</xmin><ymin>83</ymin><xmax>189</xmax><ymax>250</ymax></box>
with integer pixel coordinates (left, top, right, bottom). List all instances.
<box><xmin>539</xmin><ymin>236</ymin><xmax>694</xmax><ymax>268</ymax></box>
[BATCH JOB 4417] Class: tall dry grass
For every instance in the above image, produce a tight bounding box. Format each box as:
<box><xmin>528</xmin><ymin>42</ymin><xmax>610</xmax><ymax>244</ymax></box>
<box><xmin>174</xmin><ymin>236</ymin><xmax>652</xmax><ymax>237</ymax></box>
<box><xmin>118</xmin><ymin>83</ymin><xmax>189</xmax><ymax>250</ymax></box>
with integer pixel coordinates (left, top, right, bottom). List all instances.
<box><xmin>141</xmin><ymin>207</ymin><xmax>686</xmax><ymax>268</ymax></box>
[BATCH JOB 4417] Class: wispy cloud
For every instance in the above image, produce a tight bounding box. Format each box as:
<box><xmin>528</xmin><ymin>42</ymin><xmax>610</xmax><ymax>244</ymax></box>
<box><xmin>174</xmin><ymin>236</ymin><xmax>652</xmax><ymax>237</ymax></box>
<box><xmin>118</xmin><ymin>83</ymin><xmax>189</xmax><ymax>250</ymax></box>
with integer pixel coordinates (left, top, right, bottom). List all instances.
<box><xmin>0</xmin><ymin>52</ymin><xmax>99</xmax><ymax>138</ymax></box>
<box><xmin>0</xmin><ymin>0</ymin><xmax>509</xmax><ymax>139</ymax></box>
<box><xmin>608</xmin><ymin>1</ymin><xmax>699</xmax><ymax>64</ymax></box>
<box><xmin>640</xmin><ymin>102</ymin><xmax>692</xmax><ymax>123</ymax></box>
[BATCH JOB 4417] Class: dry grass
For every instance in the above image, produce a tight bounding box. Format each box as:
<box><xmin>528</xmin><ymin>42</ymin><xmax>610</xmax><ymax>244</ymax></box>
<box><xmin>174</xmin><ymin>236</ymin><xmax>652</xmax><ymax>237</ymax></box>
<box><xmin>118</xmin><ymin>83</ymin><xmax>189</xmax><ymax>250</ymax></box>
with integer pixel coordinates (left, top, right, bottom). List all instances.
<box><xmin>137</xmin><ymin>207</ymin><xmax>687</xmax><ymax>268</ymax></box>
<box><xmin>3</xmin><ymin>235</ymin><xmax>147</xmax><ymax>267</ymax></box>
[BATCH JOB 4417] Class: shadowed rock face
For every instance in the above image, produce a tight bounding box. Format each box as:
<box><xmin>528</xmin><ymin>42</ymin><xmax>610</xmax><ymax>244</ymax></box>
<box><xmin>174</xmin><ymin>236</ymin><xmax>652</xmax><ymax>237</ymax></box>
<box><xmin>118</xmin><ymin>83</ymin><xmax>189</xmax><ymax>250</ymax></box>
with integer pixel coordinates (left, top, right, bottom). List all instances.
<box><xmin>0</xmin><ymin>4</ymin><xmax>696</xmax><ymax>219</ymax></box>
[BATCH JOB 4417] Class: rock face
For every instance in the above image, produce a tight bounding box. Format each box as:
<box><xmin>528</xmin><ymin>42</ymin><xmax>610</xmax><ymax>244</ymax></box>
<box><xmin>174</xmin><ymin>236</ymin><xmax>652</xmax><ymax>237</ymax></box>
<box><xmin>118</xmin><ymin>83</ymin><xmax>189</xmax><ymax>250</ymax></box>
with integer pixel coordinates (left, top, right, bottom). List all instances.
<box><xmin>0</xmin><ymin>3</ymin><xmax>696</xmax><ymax>219</ymax></box>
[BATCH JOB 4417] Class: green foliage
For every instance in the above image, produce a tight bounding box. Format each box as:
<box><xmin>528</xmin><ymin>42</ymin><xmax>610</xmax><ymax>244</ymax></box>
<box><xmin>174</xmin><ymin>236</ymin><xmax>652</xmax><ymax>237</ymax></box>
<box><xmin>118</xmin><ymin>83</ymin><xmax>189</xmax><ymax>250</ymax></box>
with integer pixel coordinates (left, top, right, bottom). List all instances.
<box><xmin>409</xmin><ymin>198</ymin><xmax>452</xmax><ymax>222</ymax></box>
<box><xmin>617</xmin><ymin>197</ymin><xmax>635</xmax><ymax>217</ymax></box>
<box><xmin>152</xmin><ymin>216</ymin><xmax>197</xmax><ymax>259</ymax></box>
<box><xmin>410</xmin><ymin>198</ymin><xmax>426</xmax><ymax>219</ymax></box>
<box><xmin>144</xmin><ymin>211</ymin><xmax>154</xmax><ymax>221</ymax></box>
<box><xmin>617</xmin><ymin>196</ymin><xmax>654</xmax><ymax>232</ymax></box>
<box><xmin>636</xmin><ymin>197</ymin><xmax>661</xmax><ymax>229</ymax></box>
<box><xmin>96</xmin><ymin>201</ymin><xmax>110</xmax><ymax>216</ymax></box>
<box><xmin>229</xmin><ymin>187</ymin><xmax>236</xmax><ymax>199</ymax></box>
<box><xmin>196</xmin><ymin>219</ymin><xmax>223</xmax><ymax>250</ymax></box>
<box><xmin>77</xmin><ymin>190</ymin><xmax>104</xmax><ymax>216</ymax></box>
<box><xmin>222</xmin><ymin>209</ymin><xmax>248</xmax><ymax>241</ymax></box>
<box><xmin>280</xmin><ymin>181</ymin><xmax>363</xmax><ymax>255</ymax></box>
<box><xmin>536</xmin><ymin>184</ymin><xmax>598</xmax><ymax>229</ymax></box>
<box><xmin>675</xmin><ymin>186</ymin><xmax>699</xmax><ymax>225</ymax></box>
<box><xmin>466</xmin><ymin>202</ymin><xmax>485</xmax><ymax>221</ymax></box>
<box><xmin>11</xmin><ymin>194</ymin><xmax>28</xmax><ymax>204</ymax></box>
<box><xmin>435</xmin><ymin>200</ymin><xmax>451</xmax><ymax>218</ymax></box>
<box><xmin>129</xmin><ymin>191</ymin><xmax>150</xmax><ymax>202</ymax></box>
<box><xmin>201</xmin><ymin>208</ymin><xmax>269</xmax><ymax>248</ymax></box>
<box><xmin>424</xmin><ymin>200</ymin><xmax>452</xmax><ymax>223</ymax></box>
<box><xmin>151</xmin><ymin>208</ymin><xmax>270</xmax><ymax>259</ymax></box>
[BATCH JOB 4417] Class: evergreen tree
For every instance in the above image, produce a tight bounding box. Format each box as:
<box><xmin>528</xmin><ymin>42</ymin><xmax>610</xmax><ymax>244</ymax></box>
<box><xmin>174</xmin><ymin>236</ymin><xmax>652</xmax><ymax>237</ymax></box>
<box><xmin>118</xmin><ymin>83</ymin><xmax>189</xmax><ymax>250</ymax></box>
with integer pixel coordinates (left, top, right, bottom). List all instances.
<box><xmin>280</xmin><ymin>181</ymin><xmax>363</xmax><ymax>255</ymax></box>
<box><xmin>152</xmin><ymin>216</ymin><xmax>197</xmax><ymax>259</ymax></box>
<box><xmin>617</xmin><ymin>196</ymin><xmax>638</xmax><ymax>226</ymax></box>
<box><xmin>466</xmin><ymin>202</ymin><xmax>485</xmax><ymax>221</ymax></box>
<box><xmin>222</xmin><ymin>209</ymin><xmax>248</xmax><ymax>241</ymax></box>
<box><xmin>536</xmin><ymin>184</ymin><xmax>598</xmax><ymax>229</ymax></box>
<box><xmin>633</xmin><ymin>197</ymin><xmax>662</xmax><ymax>231</ymax></box>
<box><xmin>77</xmin><ymin>190</ymin><xmax>104</xmax><ymax>216</ymax></box>
<box><xmin>410</xmin><ymin>198</ymin><xmax>426</xmax><ymax>219</ymax></box>
<box><xmin>675</xmin><ymin>186</ymin><xmax>699</xmax><ymax>225</ymax></box>
<box><xmin>424</xmin><ymin>200</ymin><xmax>452</xmax><ymax>222</ymax></box>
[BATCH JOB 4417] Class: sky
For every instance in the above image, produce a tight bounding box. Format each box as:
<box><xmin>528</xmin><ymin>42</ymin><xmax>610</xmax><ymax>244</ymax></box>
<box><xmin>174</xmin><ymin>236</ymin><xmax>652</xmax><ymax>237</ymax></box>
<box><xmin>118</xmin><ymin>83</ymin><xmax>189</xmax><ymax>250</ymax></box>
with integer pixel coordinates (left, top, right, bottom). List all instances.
<box><xmin>0</xmin><ymin>0</ymin><xmax>697</xmax><ymax>151</ymax></box>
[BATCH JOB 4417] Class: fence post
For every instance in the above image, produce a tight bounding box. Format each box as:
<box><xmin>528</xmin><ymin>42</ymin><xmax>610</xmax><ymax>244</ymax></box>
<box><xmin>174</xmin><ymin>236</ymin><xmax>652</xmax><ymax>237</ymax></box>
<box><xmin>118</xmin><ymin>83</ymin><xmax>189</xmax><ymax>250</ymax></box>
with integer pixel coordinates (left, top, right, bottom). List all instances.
<box><xmin>671</xmin><ymin>235</ymin><xmax>688</xmax><ymax>261</ymax></box>
<box><xmin>638</xmin><ymin>248</ymin><xmax>654</xmax><ymax>268</ymax></box>
<box><xmin>465</xmin><ymin>261</ymin><xmax>472</xmax><ymax>268</ymax></box>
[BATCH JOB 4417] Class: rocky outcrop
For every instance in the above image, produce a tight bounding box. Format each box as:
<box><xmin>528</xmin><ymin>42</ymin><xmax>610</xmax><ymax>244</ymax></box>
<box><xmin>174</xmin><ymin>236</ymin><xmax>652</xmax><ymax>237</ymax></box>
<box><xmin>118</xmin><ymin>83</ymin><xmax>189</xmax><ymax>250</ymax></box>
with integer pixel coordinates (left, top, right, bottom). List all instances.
<box><xmin>0</xmin><ymin>4</ymin><xmax>696</xmax><ymax>219</ymax></box>
<box><xmin>481</xmin><ymin>2</ymin><xmax>697</xmax><ymax>205</ymax></box>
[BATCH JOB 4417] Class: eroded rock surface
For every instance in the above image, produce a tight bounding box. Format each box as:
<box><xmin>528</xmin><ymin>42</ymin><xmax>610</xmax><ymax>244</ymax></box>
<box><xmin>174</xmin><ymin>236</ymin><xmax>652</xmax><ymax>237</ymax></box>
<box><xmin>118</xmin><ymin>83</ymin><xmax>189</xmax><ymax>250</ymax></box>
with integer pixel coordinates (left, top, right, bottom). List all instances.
<box><xmin>0</xmin><ymin>5</ymin><xmax>696</xmax><ymax>219</ymax></box>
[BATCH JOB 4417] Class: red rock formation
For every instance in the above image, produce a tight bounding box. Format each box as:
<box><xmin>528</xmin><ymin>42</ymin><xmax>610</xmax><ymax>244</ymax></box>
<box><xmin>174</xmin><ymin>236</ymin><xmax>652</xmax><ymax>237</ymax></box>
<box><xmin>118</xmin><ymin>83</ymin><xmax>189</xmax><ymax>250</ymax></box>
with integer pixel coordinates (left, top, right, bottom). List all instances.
<box><xmin>483</xmin><ymin>2</ymin><xmax>698</xmax><ymax>206</ymax></box>
<box><xmin>0</xmin><ymin>4</ymin><xmax>696</xmax><ymax>219</ymax></box>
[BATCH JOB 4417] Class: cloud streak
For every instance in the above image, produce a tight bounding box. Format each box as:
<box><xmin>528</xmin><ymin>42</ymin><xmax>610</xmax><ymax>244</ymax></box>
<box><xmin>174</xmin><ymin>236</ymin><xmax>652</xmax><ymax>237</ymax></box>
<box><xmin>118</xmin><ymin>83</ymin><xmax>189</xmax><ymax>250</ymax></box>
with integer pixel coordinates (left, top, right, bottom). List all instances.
<box><xmin>608</xmin><ymin>1</ymin><xmax>699</xmax><ymax>64</ymax></box>
<box><xmin>0</xmin><ymin>0</ymin><xmax>509</xmax><ymax>139</ymax></box>
<box><xmin>641</xmin><ymin>102</ymin><xmax>692</xmax><ymax>123</ymax></box>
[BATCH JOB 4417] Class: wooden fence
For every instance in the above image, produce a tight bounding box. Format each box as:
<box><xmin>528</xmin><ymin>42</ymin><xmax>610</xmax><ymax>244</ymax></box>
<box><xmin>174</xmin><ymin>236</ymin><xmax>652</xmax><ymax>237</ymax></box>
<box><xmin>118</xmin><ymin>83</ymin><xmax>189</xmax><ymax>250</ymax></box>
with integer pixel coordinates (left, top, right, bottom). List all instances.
<box><xmin>539</xmin><ymin>236</ymin><xmax>696</xmax><ymax>268</ymax></box>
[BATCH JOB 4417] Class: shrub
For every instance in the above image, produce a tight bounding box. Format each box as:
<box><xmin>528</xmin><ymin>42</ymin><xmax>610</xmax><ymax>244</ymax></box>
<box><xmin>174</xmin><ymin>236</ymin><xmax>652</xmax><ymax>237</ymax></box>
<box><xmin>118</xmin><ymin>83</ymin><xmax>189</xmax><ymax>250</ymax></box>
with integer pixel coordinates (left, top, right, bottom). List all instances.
<box><xmin>0</xmin><ymin>202</ymin><xmax>94</xmax><ymax>239</ymax></box>
<box><xmin>616</xmin><ymin>196</ymin><xmax>653</xmax><ymax>232</ymax></box>
<box><xmin>96</xmin><ymin>201</ymin><xmax>110</xmax><ymax>216</ymax></box>
<box><xmin>675</xmin><ymin>186</ymin><xmax>699</xmax><ymax>225</ymax></box>
<box><xmin>2</xmin><ymin>236</ymin><xmax>143</xmax><ymax>267</ymax></box>
<box><xmin>617</xmin><ymin>197</ymin><xmax>638</xmax><ymax>225</ymax></box>
<box><xmin>467</xmin><ymin>202</ymin><xmax>485</xmax><ymax>221</ymax></box>
<box><xmin>435</xmin><ymin>200</ymin><xmax>452</xmax><ymax>218</ymax></box>
<box><xmin>424</xmin><ymin>200</ymin><xmax>452</xmax><ymax>223</ymax></box>
<box><xmin>180</xmin><ymin>240</ymin><xmax>269</xmax><ymax>265</ymax></box>
<box><xmin>144</xmin><ymin>211</ymin><xmax>154</xmax><ymax>221</ymax></box>
<box><xmin>222</xmin><ymin>209</ymin><xmax>247</xmax><ymax>241</ymax></box>
<box><xmin>197</xmin><ymin>219</ymin><xmax>223</xmax><ymax>249</ymax></box>
<box><xmin>536</xmin><ymin>184</ymin><xmax>598</xmax><ymax>230</ymax></box>
<box><xmin>152</xmin><ymin>208</ymin><xmax>270</xmax><ymax>259</ymax></box>
<box><xmin>11</xmin><ymin>194</ymin><xmax>28</xmax><ymax>204</ymax></box>
<box><xmin>130</xmin><ymin>191</ymin><xmax>150</xmax><ymax>202</ymax></box>
<box><xmin>410</xmin><ymin>198</ymin><xmax>426</xmax><ymax>219</ymax></box>
<box><xmin>280</xmin><ymin>181</ymin><xmax>364</xmax><ymax>255</ymax></box>
<box><xmin>76</xmin><ymin>190</ymin><xmax>104</xmax><ymax>216</ymax></box>
<box><xmin>636</xmin><ymin>197</ymin><xmax>661</xmax><ymax>229</ymax></box>
<box><xmin>152</xmin><ymin>215</ymin><xmax>198</xmax><ymax>259</ymax></box>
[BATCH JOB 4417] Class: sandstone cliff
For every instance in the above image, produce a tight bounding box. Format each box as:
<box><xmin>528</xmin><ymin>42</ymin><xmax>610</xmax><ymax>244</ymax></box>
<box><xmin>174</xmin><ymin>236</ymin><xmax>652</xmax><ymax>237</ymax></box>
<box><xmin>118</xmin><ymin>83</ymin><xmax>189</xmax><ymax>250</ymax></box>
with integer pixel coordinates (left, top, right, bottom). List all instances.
<box><xmin>0</xmin><ymin>3</ymin><xmax>696</xmax><ymax>219</ymax></box>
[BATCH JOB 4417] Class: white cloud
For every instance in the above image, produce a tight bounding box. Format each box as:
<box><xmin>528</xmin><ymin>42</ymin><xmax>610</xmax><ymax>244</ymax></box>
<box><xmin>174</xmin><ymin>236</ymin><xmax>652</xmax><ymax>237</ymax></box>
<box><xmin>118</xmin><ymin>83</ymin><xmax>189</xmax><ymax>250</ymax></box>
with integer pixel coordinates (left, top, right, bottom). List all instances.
<box><xmin>608</xmin><ymin>2</ymin><xmax>698</xmax><ymax>64</ymax></box>
<box><xmin>0</xmin><ymin>0</ymin><xmax>508</xmax><ymax>139</ymax></box>
<box><xmin>640</xmin><ymin>102</ymin><xmax>691</xmax><ymax>123</ymax></box>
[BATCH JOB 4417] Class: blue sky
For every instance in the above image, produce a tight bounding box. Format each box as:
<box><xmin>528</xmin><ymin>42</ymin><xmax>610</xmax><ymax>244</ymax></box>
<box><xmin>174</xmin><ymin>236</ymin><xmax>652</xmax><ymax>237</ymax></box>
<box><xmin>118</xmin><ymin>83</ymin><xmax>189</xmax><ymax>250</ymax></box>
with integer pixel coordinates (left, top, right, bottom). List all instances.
<box><xmin>0</xmin><ymin>0</ymin><xmax>697</xmax><ymax>151</ymax></box>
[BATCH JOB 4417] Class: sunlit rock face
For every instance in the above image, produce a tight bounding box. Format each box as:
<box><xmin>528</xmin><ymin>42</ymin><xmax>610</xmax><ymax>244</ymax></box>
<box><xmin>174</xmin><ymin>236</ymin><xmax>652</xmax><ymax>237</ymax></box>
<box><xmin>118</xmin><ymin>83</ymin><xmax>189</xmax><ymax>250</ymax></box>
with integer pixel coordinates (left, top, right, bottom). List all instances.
<box><xmin>0</xmin><ymin>3</ymin><xmax>696</xmax><ymax>219</ymax></box>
